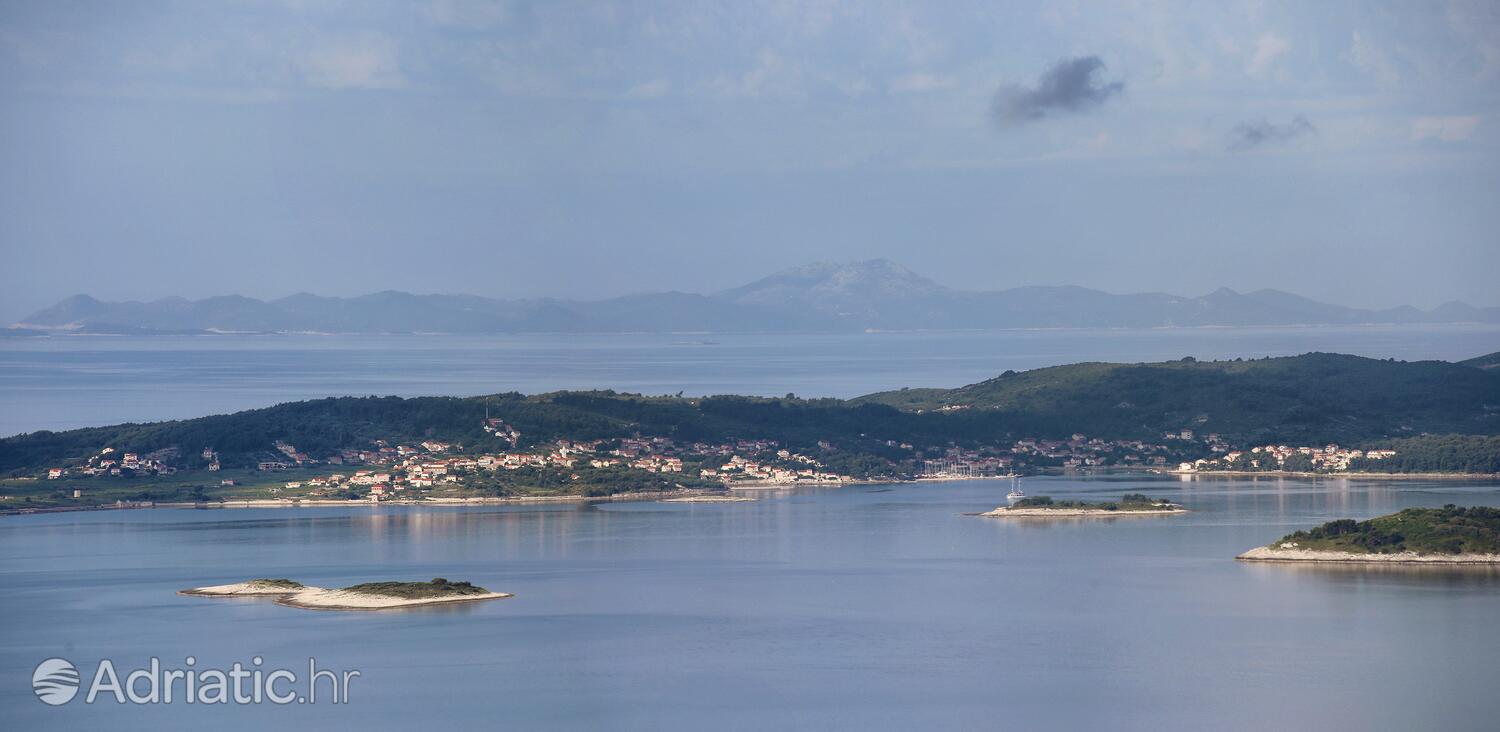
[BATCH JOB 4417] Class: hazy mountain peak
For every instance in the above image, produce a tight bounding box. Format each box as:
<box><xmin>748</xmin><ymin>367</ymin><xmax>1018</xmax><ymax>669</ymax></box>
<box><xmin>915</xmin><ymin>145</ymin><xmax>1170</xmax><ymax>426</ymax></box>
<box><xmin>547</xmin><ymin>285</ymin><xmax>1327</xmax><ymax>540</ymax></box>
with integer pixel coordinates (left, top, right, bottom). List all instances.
<box><xmin>15</xmin><ymin>260</ymin><xmax>1497</xmax><ymax>334</ymax></box>
<box><xmin>15</xmin><ymin>293</ymin><xmax>107</xmax><ymax>327</ymax></box>
<box><xmin>721</xmin><ymin>259</ymin><xmax>947</xmax><ymax>301</ymax></box>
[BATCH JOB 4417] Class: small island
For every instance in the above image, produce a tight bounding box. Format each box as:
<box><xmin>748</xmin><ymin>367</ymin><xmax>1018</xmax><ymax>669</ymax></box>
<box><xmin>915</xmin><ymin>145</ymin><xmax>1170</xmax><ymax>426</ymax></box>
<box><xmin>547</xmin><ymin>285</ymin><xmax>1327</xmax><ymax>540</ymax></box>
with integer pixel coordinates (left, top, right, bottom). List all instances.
<box><xmin>180</xmin><ymin>577</ymin><xmax>511</xmax><ymax>610</ymax></box>
<box><xmin>981</xmin><ymin>493</ymin><xmax>1186</xmax><ymax>518</ymax></box>
<box><xmin>178</xmin><ymin>578</ymin><xmax>307</xmax><ymax>596</ymax></box>
<box><xmin>1238</xmin><ymin>506</ymin><xmax>1500</xmax><ymax>564</ymax></box>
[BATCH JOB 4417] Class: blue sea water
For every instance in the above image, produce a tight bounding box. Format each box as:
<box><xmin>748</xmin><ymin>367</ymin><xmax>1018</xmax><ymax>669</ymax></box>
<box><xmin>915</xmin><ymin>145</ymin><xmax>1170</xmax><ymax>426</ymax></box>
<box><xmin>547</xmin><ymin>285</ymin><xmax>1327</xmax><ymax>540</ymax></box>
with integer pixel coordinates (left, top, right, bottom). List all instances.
<box><xmin>1</xmin><ymin>475</ymin><xmax>1498</xmax><ymax>731</ymax></box>
<box><xmin>3</xmin><ymin>325</ymin><xmax>1500</xmax><ymax>730</ymax></box>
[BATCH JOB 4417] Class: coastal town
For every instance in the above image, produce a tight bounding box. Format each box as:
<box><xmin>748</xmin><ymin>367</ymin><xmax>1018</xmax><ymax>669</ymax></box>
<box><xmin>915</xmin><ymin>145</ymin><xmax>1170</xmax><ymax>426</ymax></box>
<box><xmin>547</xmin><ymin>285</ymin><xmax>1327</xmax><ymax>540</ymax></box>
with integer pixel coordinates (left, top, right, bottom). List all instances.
<box><xmin>1175</xmin><ymin>444</ymin><xmax>1399</xmax><ymax>474</ymax></box>
<box><xmin>23</xmin><ymin>410</ymin><xmax>1413</xmax><ymax>508</ymax></box>
<box><xmin>918</xmin><ymin>433</ymin><xmax>1188</xmax><ymax>477</ymax></box>
<box><xmin>34</xmin><ymin>422</ymin><xmax>854</xmax><ymax>504</ymax></box>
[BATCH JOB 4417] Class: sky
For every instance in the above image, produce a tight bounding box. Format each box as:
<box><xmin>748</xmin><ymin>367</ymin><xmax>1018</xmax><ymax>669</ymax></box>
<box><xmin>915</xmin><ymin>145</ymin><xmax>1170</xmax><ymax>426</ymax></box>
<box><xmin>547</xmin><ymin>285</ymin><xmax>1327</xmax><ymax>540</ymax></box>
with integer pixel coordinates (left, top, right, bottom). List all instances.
<box><xmin>1</xmin><ymin>0</ymin><xmax>1498</xmax><ymax>322</ymax></box>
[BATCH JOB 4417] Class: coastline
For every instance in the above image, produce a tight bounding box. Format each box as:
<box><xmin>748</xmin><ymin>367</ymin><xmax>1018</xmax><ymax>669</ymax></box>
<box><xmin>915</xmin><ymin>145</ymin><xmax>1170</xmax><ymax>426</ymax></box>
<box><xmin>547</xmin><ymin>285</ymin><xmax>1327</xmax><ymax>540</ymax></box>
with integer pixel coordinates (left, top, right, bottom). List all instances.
<box><xmin>274</xmin><ymin>587</ymin><xmax>511</xmax><ymax>611</ymax></box>
<box><xmin>2</xmin><ymin>488</ymin><xmax>728</xmax><ymax>516</ymax></box>
<box><xmin>660</xmin><ymin>495</ymin><xmax>756</xmax><ymax>503</ymax></box>
<box><xmin>980</xmin><ymin>506</ymin><xmax>1187</xmax><ymax>518</ymax></box>
<box><xmin>1170</xmin><ymin>470</ymin><xmax>1500</xmax><ymax>480</ymax></box>
<box><xmin>177</xmin><ymin>581</ymin><xmax>304</xmax><ymax>597</ymax></box>
<box><xmin>725</xmin><ymin>479</ymin><xmax>852</xmax><ymax>490</ymax></box>
<box><xmin>1236</xmin><ymin>545</ymin><xmax>1500</xmax><ymax>564</ymax></box>
<box><xmin>10</xmin><ymin>468</ymin><xmax>1497</xmax><ymax>518</ymax></box>
<box><xmin>179</xmin><ymin>582</ymin><xmax>513</xmax><ymax>610</ymax></box>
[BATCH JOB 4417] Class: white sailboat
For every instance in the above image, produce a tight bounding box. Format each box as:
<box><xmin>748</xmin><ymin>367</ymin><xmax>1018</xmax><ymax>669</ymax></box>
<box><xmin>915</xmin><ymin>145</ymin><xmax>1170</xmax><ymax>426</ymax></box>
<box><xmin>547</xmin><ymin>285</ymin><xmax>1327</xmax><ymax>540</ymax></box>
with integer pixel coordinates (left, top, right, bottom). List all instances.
<box><xmin>1006</xmin><ymin>476</ymin><xmax>1025</xmax><ymax>502</ymax></box>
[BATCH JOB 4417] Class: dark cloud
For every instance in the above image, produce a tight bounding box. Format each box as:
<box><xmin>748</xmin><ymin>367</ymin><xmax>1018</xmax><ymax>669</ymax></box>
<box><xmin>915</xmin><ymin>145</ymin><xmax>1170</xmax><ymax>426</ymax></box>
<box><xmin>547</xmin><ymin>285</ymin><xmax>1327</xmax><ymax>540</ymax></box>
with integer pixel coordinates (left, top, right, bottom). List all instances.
<box><xmin>1229</xmin><ymin>116</ymin><xmax>1316</xmax><ymax>150</ymax></box>
<box><xmin>991</xmin><ymin>56</ymin><xmax>1124</xmax><ymax>126</ymax></box>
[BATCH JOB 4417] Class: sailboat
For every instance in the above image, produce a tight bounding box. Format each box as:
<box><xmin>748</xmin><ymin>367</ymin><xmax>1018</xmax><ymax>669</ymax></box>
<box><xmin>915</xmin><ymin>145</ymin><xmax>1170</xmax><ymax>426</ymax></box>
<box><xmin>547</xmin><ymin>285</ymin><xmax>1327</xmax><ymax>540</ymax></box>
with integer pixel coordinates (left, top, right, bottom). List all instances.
<box><xmin>1006</xmin><ymin>476</ymin><xmax>1025</xmax><ymax>502</ymax></box>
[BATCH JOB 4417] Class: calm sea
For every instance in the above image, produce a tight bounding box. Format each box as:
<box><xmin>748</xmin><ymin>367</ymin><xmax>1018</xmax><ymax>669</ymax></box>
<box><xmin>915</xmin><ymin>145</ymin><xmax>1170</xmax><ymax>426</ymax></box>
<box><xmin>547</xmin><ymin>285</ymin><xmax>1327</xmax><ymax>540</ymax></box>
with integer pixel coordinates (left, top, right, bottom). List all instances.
<box><xmin>1</xmin><ymin>475</ymin><xmax>1498</xmax><ymax>730</ymax></box>
<box><xmin>1</xmin><ymin>324</ymin><xmax>1497</xmax><ymax>436</ymax></box>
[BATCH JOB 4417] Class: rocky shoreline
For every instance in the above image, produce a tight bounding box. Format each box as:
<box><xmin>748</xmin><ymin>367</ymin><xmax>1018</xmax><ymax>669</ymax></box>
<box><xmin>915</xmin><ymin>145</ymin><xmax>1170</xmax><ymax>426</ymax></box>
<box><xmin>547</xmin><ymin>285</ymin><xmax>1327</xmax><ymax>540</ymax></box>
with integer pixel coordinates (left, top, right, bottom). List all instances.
<box><xmin>179</xmin><ymin>581</ymin><xmax>512</xmax><ymax>610</ymax></box>
<box><xmin>1236</xmin><ymin>546</ymin><xmax>1500</xmax><ymax>564</ymax></box>
<box><xmin>273</xmin><ymin>587</ymin><xmax>511</xmax><ymax>610</ymax></box>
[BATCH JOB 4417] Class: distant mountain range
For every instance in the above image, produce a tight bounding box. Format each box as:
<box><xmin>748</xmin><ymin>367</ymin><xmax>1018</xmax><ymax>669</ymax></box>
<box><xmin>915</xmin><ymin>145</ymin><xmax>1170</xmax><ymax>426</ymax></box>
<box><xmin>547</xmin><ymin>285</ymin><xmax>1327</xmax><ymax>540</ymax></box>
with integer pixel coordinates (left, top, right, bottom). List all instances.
<box><xmin>10</xmin><ymin>259</ymin><xmax>1499</xmax><ymax>335</ymax></box>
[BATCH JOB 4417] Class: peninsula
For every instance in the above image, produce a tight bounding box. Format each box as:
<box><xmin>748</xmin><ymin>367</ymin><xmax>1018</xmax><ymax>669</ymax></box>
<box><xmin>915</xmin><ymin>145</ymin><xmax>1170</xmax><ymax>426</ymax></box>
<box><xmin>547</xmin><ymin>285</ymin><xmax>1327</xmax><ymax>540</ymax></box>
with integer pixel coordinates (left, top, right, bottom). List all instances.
<box><xmin>981</xmin><ymin>493</ymin><xmax>1186</xmax><ymax>518</ymax></box>
<box><xmin>4</xmin><ymin>351</ymin><xmax>1498</xmax><ymax>513</ymax></box>
<box><xmin>180</xmin><ymin>577</ymin><xmax>511</xmax><ymax>610</ymax></box>
<box><xmin>1237</xmin><ymin>506</ymin><xmax>1500</xmax><ymax>564</ymax></box>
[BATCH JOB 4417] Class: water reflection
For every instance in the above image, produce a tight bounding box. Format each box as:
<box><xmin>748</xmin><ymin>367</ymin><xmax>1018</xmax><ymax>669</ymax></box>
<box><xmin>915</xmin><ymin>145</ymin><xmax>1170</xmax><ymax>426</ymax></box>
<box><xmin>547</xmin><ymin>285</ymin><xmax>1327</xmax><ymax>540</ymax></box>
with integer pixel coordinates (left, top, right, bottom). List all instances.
<box><xmin>1242</xmin><ymin>561</ymin><xmax>1500</xmax><ymax>584</ymax></box>
<box><xmin>4</xmin><ymin>475</ymin><xmax>1500</xmax><ymax>731</ymax></box>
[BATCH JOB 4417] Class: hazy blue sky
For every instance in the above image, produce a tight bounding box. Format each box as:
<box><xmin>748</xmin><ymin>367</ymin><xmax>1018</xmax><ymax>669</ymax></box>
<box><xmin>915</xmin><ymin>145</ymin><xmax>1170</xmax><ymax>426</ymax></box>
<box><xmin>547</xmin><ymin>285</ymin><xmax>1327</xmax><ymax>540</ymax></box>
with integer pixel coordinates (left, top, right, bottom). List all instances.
<box><xmin>2</xmin><ymin>1</ymin><xmax>1497</xmax><ymax>322</ymax></box>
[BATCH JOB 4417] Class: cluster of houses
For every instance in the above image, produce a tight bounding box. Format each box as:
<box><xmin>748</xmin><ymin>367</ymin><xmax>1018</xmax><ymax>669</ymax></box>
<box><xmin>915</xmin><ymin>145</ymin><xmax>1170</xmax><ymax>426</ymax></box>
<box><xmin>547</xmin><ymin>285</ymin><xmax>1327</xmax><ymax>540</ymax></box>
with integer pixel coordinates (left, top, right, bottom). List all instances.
<box><xmin>256</xmin><ymin>434</ymin><xmax>850</xmax><ymax>500</ymax></box>
<box><xmin>1177</xmin><ymin>444</ymin><xmax>1397</xmax><ymax>473</ymax></box>
<box><xmin>49</xmin><ymin>446</ymin><xmax>180</xmax><ymax>479</ymax></box>
<box><xmin>921</xmin><ymin>434</ymin><xmax>1181</xmax><ymax>477</ymax></box>
<box><xmin>1162</xmin><ymin>430</ymin><xmax>1234</xmax><ymax>453</ymax></box>
<box><xmin>701</xmin><ymin>452</ymin><xmax>844</xmax><ymax>485</ymax></box>
<box><xmin>481</xmin><ymin>418</ymin><xmax>521</xmax><ymax>446</ymax></box>
<box><xmin>55</xmin><ymin>411</ymin><xmax>1405</xmax><ymax>493</ymax></box>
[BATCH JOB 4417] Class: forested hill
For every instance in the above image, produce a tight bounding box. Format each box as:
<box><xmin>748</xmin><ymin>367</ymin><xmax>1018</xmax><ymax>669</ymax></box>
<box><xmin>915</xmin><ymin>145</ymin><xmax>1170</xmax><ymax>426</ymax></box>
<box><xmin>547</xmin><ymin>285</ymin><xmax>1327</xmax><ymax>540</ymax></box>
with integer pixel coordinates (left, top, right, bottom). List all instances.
<box><xmin>1462</xmin><ymin>350</ymin><xmax>1500</xmax><ymax>370</ymax></box>
<box><xmin>851</xmin><ymin>352</ymin><xmax>1500</xmax><ymax>440</ymax></box>
<box><xmin>2</xmin><ymin>352</ymin><xmax>1498</xmax><ymax>474</ymax></box>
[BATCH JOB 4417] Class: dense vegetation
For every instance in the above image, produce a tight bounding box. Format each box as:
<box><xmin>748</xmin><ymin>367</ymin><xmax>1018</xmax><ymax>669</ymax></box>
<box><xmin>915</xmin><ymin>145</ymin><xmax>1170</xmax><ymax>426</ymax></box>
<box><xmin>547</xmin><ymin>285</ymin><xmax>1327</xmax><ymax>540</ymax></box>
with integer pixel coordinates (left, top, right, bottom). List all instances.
<box><xmin>1354</xmin><ymin>435</ymin><xmax>1500</xmax><ymax>474</ymax></box>
<box><xmin>342</xmin><ymin>578</ymin><xmax>490</xmax><ymax>599</ymax></box>
<box><xmin>1459</xmin><ymin>350</ymin><xmax>1500</xmax><ymax>370</ymax></box>
<box><xmin>2</xmin><ymin>352</ymin><xmax>1497</xmax><ymax>475</ymax></box>
<box><xmin>1275</xmin><ymin>507</ymin><xmax>1500</xmax><ymax>555</ymax></box>
<box><xmin>856</xmin><ymin>353</ymin><xmax>1500</xmax><ymax>444</ymax></box>
<box><xmin>1011</xmin><ymin>493</ymin><xmax>1176</xmax><ymax>511</ymax></box>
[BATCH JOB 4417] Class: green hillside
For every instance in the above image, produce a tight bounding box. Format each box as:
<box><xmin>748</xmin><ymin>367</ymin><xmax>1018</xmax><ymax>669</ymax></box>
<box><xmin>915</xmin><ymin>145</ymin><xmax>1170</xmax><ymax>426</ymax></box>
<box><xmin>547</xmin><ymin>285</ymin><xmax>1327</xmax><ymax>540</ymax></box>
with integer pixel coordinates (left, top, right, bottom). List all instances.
<box><xmin>1460</xmin><ymin>350</ymin><xmax>1500</xmax><ymax>370</ymax></box>
<box><xmin>3</xmin><ymin>352</ymin><xmax>1498</xmax><ymax>476</ymax></box>
<box><xmin>853</xmin><ymin>353</ymin><xmax>1500</xmax><ymax>442</ymax></box>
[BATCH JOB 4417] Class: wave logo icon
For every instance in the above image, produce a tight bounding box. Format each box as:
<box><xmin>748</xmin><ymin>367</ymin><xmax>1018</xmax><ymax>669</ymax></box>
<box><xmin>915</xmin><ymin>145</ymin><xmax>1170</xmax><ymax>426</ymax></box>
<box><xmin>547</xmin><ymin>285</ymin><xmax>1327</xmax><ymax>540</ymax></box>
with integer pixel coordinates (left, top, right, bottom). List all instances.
<box><xmin>32</xmin><ymin>657</ymin><xmax>80</xmax><ymax>706</ymax></box>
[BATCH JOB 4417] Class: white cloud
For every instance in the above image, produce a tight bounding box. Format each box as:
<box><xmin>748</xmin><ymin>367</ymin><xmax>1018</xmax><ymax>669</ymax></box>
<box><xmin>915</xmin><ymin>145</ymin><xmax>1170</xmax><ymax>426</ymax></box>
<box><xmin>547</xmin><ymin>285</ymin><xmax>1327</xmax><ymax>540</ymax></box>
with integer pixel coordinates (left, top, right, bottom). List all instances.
<box><xmin>888</xmin><ymin>73</ymin><xmax>955</xmax><ymax>94</ymax></box>
<box><xmin>299</xmin><ymin>33</ymin><xmax>404</xmax><ymax>90</ymax></box>
<box><xmin>703</xmin><ymin>50</ymin><xmax>797</xmax><ymax>98</ymax></box>
<box><xmin>1247</xmin><ymin>33</ymin><xmax>1288</xmax><ymax>77</ymax></box>
<box><xmin>1410</xmin><ymin>115</ymin><xmax>1480</xmax><ymax>142</ymax></box>
<box><xmin>1346</xmin><ymin>30</ymin><xmax>1399</xmax><ymax>85</ymax></box>
<box><xmin>1443</xmin><ymin>1</ymin><xmax>1500</xmax><ymax>80</ymax></box>
<box><xmin>624</xmin><ymin>79</ymin><xmax>670</xmax><ymax>99</ymax></box>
